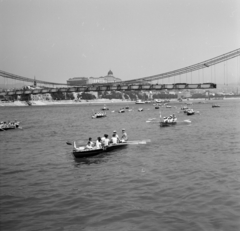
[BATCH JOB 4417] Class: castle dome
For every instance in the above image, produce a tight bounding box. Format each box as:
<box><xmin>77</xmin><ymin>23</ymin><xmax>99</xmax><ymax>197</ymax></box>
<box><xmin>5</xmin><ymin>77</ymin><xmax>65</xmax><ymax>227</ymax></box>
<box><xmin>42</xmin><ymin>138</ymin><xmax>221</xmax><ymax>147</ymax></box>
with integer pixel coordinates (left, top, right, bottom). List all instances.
<box><xmin>108</xmin><ymin>70</ymin><xmax>113</xmax><ymax>76</ymax></box>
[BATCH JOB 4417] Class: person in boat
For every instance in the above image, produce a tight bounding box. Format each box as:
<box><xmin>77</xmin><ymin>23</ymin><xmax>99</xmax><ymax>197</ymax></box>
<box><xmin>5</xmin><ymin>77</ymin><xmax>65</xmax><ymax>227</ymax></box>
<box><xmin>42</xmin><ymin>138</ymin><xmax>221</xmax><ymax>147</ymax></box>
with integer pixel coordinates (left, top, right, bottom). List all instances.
<box><xmin>110</xmin><ymin>133</ymin><xmax>120</xmax><ymax>144</ymax></box>
<box><xmin>95</xmin><ymin>137</ymin><xmax>102</xmax><ymax>149</ymax></box>
<box><xmin>102</xmin><ymin>134</ymin><xmax>110</xmax><ymax>147</ymax></box>
<box><xmin>101</xmin><ymin>134</ymin><xmax>106</xmax><ymax>143</ymax></box>
<box><xmin>120</xmin><ymin>128</ymin><xmax>128</xmax><ymax>142</ymax></box>
<box><xmin>163</xmin><ymin>117</ymin><xmax>168</xmax><ymax>123</ymax></box>
<box><xmin>168</xmin><ymin>115</ymin><xmax>173</xmax><ymax>123</ymax></box>
<box><xmin>112</xmin><ymin>130</ymin><xmax>120</xmax><ymax>140</ymax></box>
<box><xmin>88</xmin><ymin>137</ymin><xmax>94</xmax><ymax>147</ymax></box>
<box><xmin>85</xmin><ymin>141</ymin><xmax>93</xmax><ymax>150</ymax></box>
<box><xmin>172</xmin><ymin>114</ymin><xmax>177</xmax><ymax>122</ymax></box>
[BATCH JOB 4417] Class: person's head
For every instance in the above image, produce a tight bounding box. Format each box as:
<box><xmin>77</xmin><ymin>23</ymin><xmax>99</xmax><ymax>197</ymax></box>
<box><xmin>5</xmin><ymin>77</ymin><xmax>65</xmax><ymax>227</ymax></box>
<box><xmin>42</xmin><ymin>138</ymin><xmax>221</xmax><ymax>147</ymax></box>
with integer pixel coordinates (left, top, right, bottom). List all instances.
<box><xmin>97</xmin><ymin>137</ymin><xmax>101</xmax><ymax>142</ymax></box>
<box><xmin>113</xmin><ymin>130</ymin><xmax>117</xmax><ymax>134</ymax></box>
<box><xmin>122</xmin><ymin>128</ymin><xmax>125</xmax><ymax>133</ymax></box>
<box><xmin>104</xmin><ymin>134</ymin><xmax>108</xmax><ymax>138</ymax></box>
<box><xmin>87</xmin><ymin>141</ymin><xmax>91</xmax><ymax>145</ymax></box>
<box><xmin>89</xmin><ymin>137</ymin><xmax>92</xmax><ymax>141</ymax></box>
<box><xmin>112</xmin><ymin>133</ymin><xmax>116</xmax><ymax>137</ymax></box>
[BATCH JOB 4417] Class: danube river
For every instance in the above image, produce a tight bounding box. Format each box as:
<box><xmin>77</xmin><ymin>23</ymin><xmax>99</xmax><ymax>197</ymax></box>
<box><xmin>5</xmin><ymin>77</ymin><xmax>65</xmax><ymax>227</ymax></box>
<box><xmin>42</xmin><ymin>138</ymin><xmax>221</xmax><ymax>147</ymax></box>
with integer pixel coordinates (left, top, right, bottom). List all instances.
<box><xmin>1</xmin><ymin>99</ymin><xmax>240</xmax><ymax>231</ymax></box>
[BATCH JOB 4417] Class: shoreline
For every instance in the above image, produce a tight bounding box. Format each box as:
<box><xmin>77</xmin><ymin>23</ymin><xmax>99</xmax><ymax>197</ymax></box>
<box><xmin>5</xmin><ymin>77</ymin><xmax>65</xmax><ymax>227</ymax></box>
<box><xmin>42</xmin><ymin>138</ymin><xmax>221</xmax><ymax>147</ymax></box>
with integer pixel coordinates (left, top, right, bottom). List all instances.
<box><xmin>0</xmin><ymin>99</ymin><xmax>135</xmax><ymax>107</ymax></box>
<box><xmin>0</xmin><ymin>97</ymin><xmax>239</xmax><ymax>107</ymax></box>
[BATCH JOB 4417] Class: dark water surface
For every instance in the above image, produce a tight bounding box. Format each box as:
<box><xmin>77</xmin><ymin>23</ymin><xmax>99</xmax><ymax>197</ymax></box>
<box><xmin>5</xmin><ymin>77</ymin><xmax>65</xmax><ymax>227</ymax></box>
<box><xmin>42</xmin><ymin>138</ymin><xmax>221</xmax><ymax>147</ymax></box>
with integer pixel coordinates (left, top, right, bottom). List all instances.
<box><xmin>1</xmin><ymin>100</ymin><xmax>240</xmax><ymax>231</ymax></box>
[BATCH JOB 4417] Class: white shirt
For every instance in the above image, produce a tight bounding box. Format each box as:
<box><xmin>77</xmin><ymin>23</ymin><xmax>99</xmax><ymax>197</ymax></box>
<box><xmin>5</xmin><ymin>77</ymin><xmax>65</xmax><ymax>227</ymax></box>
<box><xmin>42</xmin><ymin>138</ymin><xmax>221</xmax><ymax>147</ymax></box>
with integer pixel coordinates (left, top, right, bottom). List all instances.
<box><xmin>104</xmin><ymin>138</ymin><xmax>110</xmax><ymax>146</ymax></box>
<box><xmin>95</xmin><ymin>140</ymin><xmax>102</xmax><ymax>149</ymax></box>
<box><xmin>111</xmin><ymin>137</ymin><xmax>118</xmax><ymax>144</ymax></box>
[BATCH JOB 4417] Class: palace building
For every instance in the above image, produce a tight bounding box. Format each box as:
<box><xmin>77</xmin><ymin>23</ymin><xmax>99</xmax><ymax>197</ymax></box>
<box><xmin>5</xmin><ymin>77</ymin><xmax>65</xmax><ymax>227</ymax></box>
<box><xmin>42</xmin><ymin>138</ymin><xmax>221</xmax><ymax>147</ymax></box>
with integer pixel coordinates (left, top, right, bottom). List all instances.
<box><xmin>67</xmin><ymin>77</ymin><xmax>88</xmax><ymax>86</ymax></box>
<box><xmin>67</xmin><ymin>70</ymin><xmax>121</xmax><ymax>86</ymax></box>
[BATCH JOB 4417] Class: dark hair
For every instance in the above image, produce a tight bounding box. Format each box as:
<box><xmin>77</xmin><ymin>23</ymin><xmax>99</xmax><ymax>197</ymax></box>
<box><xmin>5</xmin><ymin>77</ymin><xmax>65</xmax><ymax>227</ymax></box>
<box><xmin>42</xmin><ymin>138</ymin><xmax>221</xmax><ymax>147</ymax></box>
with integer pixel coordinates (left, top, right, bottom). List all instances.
<box><xmin>97</xmin><ymin>137</ymin><xmax>101</xmax><ymax>141</ymax></box>
<box><xmin>104</xmin><ymin>134</ymin><xmax>108</xmax><ymax>138</ymax></box>
<box><xmin>89</xmin><ymin>137</ymin><xmax>92</xmax><ymax>141</ymax></box>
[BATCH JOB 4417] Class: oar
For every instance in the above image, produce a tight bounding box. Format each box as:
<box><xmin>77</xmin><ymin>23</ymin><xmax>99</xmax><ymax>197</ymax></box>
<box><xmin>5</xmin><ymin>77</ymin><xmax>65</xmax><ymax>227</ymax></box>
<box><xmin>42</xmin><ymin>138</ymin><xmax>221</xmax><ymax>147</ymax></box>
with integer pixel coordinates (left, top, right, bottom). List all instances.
<box><xmin>128</xmin><ymin>139</ymin><xmax>151</xmax><ymax>143</ymax></box>
<box><xmin>127</xmin><ymin>141</ymin><xmax>147</xmax><ymax>144</ymax></box>
<box><xmin>67</xmin><ymin>139</ymin><xmax>151</xmax><ymax>146</ymax></box>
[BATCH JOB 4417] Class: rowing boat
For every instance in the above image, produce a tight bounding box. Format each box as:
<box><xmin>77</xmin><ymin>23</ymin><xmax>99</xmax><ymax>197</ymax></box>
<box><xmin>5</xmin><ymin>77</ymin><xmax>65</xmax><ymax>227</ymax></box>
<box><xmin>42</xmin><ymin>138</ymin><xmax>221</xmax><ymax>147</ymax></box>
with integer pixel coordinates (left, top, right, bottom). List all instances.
<box><xmin>92</xmin><ymin>113</ymin><xmax>106</xmax><ymax>119</ymax></box>
<box><xmin>212</xmin><ymin>104</ymin><xmax>220</xmax><ymax>108</ymax></box>
<box><xmin>72</xmin><ymin>142</ymin><xmax>128</xmax><ymax>158</ymax></box>
<box><xmin>160</xmin><ymin>121</ymin><xmax>177</xmax><ymax>127</ymax></box>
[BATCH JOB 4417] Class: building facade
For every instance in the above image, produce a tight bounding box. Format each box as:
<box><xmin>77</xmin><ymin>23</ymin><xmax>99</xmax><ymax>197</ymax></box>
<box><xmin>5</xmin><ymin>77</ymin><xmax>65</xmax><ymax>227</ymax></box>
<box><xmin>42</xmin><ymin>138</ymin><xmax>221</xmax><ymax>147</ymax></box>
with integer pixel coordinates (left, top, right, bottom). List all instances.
<box><xmin>67</xmin><ymin>70</ymin><xmax>121</xmax><ymax>86</ymax></box>
<box><xmin>67</xmin><ymin>77</ymin><xmax>88</xmax><ymax>86</ymax></box>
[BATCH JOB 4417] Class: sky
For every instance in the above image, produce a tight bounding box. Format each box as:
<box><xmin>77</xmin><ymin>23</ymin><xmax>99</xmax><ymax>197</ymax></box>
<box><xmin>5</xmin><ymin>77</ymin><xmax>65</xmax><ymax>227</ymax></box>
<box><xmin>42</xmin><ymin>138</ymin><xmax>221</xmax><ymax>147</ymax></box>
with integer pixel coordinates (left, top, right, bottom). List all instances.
<box><xmin>0</xmin><ymin>0</ymin><xmax>240</xmax><ymax>84</ymax></box>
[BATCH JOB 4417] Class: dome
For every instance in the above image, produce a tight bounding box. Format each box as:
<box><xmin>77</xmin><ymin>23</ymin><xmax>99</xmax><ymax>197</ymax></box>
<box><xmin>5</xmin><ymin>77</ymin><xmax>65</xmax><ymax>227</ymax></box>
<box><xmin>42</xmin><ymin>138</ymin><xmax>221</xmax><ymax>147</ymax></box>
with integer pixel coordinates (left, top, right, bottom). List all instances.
<box><xmin>108</xmin><ymin>70</ymin><xmax>113</xmax><ymax>76</ymax></box>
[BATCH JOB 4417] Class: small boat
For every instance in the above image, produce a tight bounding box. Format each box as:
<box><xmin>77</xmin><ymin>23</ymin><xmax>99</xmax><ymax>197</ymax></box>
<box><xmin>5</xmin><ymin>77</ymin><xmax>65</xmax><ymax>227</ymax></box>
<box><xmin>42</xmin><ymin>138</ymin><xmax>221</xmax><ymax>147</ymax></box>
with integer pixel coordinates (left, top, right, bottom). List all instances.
<box><xmin>160</xmin><ymin>121</ymin><xmax>177</xmax><ymax>127</ymax></box>
<box><xmin>186</xmin><ymin>109</ymin><xmax>195</xmax><ymax>116</ymax></box>
<box><xmin>118</xmin><ymin>109</ymin><xmax>125</xmax><ymax>113</ymax></box>
<box><xmin>101</xmin><ymin>105</ymin><xmax>109</xmax><ymax>110</ymax></box>
<box><xmin>138</xmin><ymin>108</ymin><xmax>144</xmax><ymax>112</ymax></box>
<box><xmin>72</xmin><ymin>142</ymin><xmax>128</xmax><ymax>158</ymax></box>
<box><xmin>135</xmin><ymin>100</ymin><xmax>145</xmax><ymax>104</ymax></box>
<box><xmin>181</xmin><ymin>106</ymin><xmax>188</xmax><ymax>110</ymax></box>
<box><xmin>92</xmin><ymin>113</ymin><xmax>106</xmax><ymax>119</ymax></box>
<box><xmin>0</xmin><ymin>121</ymin><xmax>21</xmax><ymax>131</ymax></box>
<box><xmin>166</xmin><ymin>105</ymin><xmax>172</xmax><ymax>108</ymax></box>
<box><xmin>212</xmin><ymin>104</ymin><xmax>220</xmax><ymax>108</ymax></box>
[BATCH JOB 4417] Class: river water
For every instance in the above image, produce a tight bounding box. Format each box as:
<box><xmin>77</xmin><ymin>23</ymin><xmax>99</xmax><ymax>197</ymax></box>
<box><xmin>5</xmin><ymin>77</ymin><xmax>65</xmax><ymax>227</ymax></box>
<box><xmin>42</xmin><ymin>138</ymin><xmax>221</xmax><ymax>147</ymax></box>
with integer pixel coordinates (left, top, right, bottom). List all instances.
<box><xmin>1</xmin><ymin>99</ymin><xmax>240</xmax><ymax>231</ymax></box>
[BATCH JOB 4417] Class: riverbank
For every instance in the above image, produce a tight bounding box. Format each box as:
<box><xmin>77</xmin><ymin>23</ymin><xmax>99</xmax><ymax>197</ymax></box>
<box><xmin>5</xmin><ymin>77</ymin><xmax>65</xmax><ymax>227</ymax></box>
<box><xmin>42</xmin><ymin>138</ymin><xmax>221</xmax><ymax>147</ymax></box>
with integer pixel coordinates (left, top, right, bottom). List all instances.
<box><xmin>1</xmin><ymin>97</ymin><xmax>239</xmax><ymax>107</ymax></box>
<box><xmin>0</xmin><ymin>99</ymin><xmax>135</xmax><ymax>107</ymax></box>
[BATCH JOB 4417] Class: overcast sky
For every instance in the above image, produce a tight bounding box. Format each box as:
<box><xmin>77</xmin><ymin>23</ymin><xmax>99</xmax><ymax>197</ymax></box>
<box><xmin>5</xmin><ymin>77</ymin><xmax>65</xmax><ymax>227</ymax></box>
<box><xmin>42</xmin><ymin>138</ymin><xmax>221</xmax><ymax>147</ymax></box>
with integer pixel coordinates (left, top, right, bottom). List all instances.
<box><xmin>1</xmin><ymin>0</ymin><xmax>240</xmax><ymax>84</ymax></box>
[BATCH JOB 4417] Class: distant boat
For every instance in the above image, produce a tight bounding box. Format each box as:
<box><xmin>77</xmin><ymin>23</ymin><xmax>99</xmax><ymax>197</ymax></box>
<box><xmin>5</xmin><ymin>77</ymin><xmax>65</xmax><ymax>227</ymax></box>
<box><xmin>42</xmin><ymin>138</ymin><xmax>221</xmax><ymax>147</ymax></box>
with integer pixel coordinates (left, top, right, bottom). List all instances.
<box><xmin>138</xmin><ymin>108</ymin><xmax>144</xmax><ymax>112</ymax></box>
<box><xmin>212</xmin><ymin>104</ymin><xmax>220</xmax><ymax>108</ymax></box>
<box><xmin>186</xmin><ymin>109</ymin><xmax>195</xmax><ymax>116</ymax></box>
<box><xmin>135</xmin><ymin>100</ymin><xmax>145</xmax><ymax>104</ymax></box>
<box><xmin>92</xmin><ymin>112</ymin><xmax>107</xmax><ymax>119</ymax></box>
<box><xmin>160</xmin><ymin>121</ymin><xmax>177</xmax><ymax>127</ymax></box>
<box><xmin>101</xmin><ymin>105</ymin><xmax>109</xmax><ymax>110</ymax></box>
<box><xmin>118</xmin><ymin>109</ymin><xmax>125</xmax><ymax>113</ymax></box>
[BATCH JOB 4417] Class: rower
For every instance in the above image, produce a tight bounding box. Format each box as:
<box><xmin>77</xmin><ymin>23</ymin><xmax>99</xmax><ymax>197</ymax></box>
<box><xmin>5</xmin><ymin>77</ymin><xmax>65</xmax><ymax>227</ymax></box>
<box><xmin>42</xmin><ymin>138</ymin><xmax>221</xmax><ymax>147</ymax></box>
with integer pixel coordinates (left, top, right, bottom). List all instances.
<box><xmin>88</xmin><ymin>137</ymin><xmax>94</xmax><ymax>147</ymax></box>
<box><xmin>95</xmin><ymin>137</ymin><xmax>102</xmax><ymax>149</ymax></box>
<box><xmin>110</xmin><ymin>133</ymin><xmax>119</xmax><ymax>144</ymax></box>
<box><xmin>121</xmin><ymin>128</ymin><xmax>128</xmax><ymax>142</ymax></box>
<box><xmin>112</xmin><ymin>130</ymin><xmax>120</xmax><ymax>140</ymax></box>
<box><xmin>85</xmin><ymin>141</ymin><xmax>93</xmax><ymax>149</ymax></box>
<box><xmin>168</xmin><ymin>115</ymin><xmax>173</xmax><ymax>123</ymax></box>
<box><xmin>103</xmin><ymin>134</ymin><xmax>110</xmax><ymax>146</ymax></box>
<box><xmin>172</xmin><ymin>114</ymin><xmax>177</xmax><ymax>122</ymax></box>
